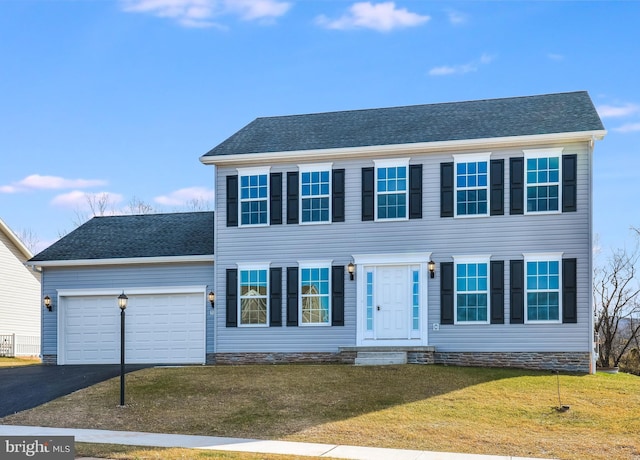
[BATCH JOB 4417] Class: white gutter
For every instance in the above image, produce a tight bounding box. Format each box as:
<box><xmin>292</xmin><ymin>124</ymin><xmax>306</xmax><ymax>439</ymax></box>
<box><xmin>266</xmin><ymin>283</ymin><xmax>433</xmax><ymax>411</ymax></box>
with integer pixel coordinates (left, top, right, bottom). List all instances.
<box><xmin>28</xmin><ymin>254</ymin><xmax>214</xmax><ymax>268</ymax></box>
<box><xmin>200</xmin><ymin>130</ymin><xmax>607</xmax><ymax>166</ymax></box>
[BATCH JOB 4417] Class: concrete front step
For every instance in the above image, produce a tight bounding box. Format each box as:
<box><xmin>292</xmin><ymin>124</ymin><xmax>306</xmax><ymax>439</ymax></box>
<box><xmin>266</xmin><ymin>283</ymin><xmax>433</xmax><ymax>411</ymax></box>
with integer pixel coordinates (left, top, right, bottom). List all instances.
<box><xmin>354</xmin><ymin>351</ymin><xmax>407</xmax><ymax>366</ymax></box>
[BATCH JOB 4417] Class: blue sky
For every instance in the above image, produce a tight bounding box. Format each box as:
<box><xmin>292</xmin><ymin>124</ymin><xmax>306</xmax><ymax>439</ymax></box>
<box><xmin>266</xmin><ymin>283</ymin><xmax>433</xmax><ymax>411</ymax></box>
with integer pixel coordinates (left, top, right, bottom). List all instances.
<box><xmin>1</xmin><ymin>1</ymin><xmax>639</xmax><ymax>254</ymax></box>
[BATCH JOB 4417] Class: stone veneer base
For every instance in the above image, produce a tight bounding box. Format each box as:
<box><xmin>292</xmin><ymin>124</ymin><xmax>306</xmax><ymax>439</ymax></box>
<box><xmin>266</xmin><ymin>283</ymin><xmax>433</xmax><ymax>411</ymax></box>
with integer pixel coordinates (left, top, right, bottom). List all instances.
<box><xmin>43</xmin><ymin>351</ymin><xmax>590</xmax><ymax>373</ymax></box>
<box><xmin>207</xmin><ymin>350</ymin><xmax>590</xmax><ymax>373</ymax></box>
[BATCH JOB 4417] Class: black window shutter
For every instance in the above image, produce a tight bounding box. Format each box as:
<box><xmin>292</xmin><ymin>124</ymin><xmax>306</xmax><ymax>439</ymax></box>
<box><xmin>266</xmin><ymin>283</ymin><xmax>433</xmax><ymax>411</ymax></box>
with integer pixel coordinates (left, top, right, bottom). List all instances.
<box><xmin>510</xmin><ymin>260</ymin><xmax>524</xmax><ymax>324</ymax></box>
<box><xmin>286</xmin><ymin>267</ymin><xmax>298</xmax><ymax>326</ymax></box>
<box><xmin>490</xmin><ymin>159</ymin><xmax>504</xmax><ymax>216</ymax></box>
<box><xmin>332</xmin><ymin>169</ymin><xmax>345</xmax><ymax>222</ymax></box>
<box><xmin>332</xmin><ymin>266</ymin><xmax>345</xmax><ymax>326</ymax></box>
<box><xmin>440</xmin><ymin>262</ymin><xmax>454</xmax><ymax>325</ymax></box>
<box><xmin>562</xmin><ymin>154</ymin><xmax>577</xmax><ymax>212</ymax></box>
<box><xmin>490</xmin><ymin>260</ymin><xmax>505</xmax><ymax>324</ymax></box>
<box><xmin>270</xmin><ymin>172</ymin><xmax>282</xmax><ymax>225</ymax></box>
<box><xmin>226</xmin><ymin>175</ymin><xmax>238</xmax><ymax>227</ymax></box>
<box><xmin>362</xmin><ymin>167</ymin><xmax>375</xmax><ymax>221</ymax></box>
<box><xmin>226</xmin><ymin>268</ymin><xmax>238</xmax><ymax>327</ymax></box>
<box><xmin>510</xmin><ymin>158</ymin><xmax>524</xmax><ymax>215</ymax></box>
<box><xmin>563</xmin><ymin>258</ymin><xmax>578</xmax><ymax>323</ymax></box>
<box><xmin>409</xmin><ymin>164</ymin><xmax>423</xmax><ymax>219</ymax></box>
<box><xmin>440</xmin><ymin>162</ymin><xmax>454</xmax><ymax>218</ymax></box>
<box><xmin>287</xmin><ymin>172</ymin><xmax>299</xmax><ymax>224</ymax></box>
<box><xmin>270</xmin><ymin>267</ymin><xmax>282</xmax><ymax>326</ymax></box>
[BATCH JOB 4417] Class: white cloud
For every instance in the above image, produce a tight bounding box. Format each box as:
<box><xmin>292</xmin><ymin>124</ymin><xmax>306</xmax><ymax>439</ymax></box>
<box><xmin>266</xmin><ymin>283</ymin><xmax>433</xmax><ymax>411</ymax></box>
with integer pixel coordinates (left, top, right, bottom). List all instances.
<box><xmin>0</xmin><ymin>174</ymin><xmax>107</xmax><ymax>194</ymax></box>
<box><xmin>547</xmin><ymin>53</ymin><xmax>564</xmax><ymax>61</ymax></box>
<box><xmin>446</xmin><ymin>9</ymin><xmax>467</xmax><ymax>25</ymax></box>
<box><xmin>316</xmin><ymin>2</ymin><xmax>430</xmax><ymax>32</ymax></box>
<box><xmin>226</xmin><ymin>0</ymin><xmax>291</xmax><ymax>20</ymax></box>
<box><xmin>597</xmin><ymin>103</ymin><xmax>639</xmax><ymax>118</ymax></box>
<box><xmin>51</xmin><ymin>191</ymin><xmax>124</xmax><ymax>209</ymax></box>
<box><xmin>120</xmin><ymin>0</ymin><xmax>291</xmax><ymax>27</ymax></box>
<box><xmin>428</xmin><ymin>53</ymin><xmax>495</xmax><ymax>77</ymax></box>
<box><xmin>613</xmin><ymin>122</ymin><xmax>640</xmax><ymax>133</ymax></box>
<box><xmin>155</xmin><ymin>186</ymin><xmax>214</xmax><ymax>206</ymax></box>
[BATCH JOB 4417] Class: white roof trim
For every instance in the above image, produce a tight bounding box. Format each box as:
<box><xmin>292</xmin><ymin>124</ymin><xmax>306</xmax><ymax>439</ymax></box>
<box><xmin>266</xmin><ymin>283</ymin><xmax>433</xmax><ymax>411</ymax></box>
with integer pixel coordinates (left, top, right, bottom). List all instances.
<box><xmin>29</xmin><ymin>254</ymin><xmax>214</xmax><ymax>268</ymax></box>
<box><xmin>0</xmin><ymin>217</ymin><xmax>32</xmax><ymax>259</ymax></box>
<box><xmin>200</xmin><ymin>130</ymin><xmax>607</xmax><ymax>166</ymax></box>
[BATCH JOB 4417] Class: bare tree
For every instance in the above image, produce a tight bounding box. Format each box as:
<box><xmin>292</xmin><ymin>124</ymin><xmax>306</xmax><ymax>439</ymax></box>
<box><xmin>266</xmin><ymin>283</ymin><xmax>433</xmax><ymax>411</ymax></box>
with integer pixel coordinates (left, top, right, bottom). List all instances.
<box><xmin>126</xmin><ymin>196</ymin><xmax>155</xmax><ymax>215</ymax></box>
<box><xmin>72</xmin><ymin>192</ymin><xmax>117</xmax><ymax>227</ymax></box>
<box><xmin>594</xmin><ymin>243</ymin><xmax>640</xmax><ymax>368</ymax></box>
<box><xmin>16</xmin><ymin>228</ymin><xmax>40</xmax><ymax>255</ymax></box>
<box><xmin>182</xmin><ymin>197</ymin><xmax>211</xmax><ymax>212</ymax></box>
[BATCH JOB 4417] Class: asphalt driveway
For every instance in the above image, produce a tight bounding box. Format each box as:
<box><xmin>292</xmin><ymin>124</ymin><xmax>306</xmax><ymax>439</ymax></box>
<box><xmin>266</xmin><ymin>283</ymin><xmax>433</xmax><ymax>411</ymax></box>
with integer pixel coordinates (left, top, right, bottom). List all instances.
<box><xmin>0</xmin><ymin>364</ymin><xmax>150</xmax><ymax>418</ymax></box>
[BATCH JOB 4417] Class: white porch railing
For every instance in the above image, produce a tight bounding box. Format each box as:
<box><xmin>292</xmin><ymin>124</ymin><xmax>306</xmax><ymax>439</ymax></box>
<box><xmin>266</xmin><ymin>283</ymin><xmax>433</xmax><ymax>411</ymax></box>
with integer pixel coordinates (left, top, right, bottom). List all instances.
<box><xmin>0</xmin><ymin>334</ymin><xmax>40</xmax><ymax>357</ymax></box>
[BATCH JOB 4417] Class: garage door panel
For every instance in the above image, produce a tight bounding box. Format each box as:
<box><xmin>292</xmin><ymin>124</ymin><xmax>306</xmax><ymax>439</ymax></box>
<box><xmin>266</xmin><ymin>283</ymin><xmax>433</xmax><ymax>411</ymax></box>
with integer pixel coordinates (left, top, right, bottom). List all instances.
<box><xmin>62</xmin><ymin>292</ymin><xmax>205</xmax><ymax>365</ymax></box>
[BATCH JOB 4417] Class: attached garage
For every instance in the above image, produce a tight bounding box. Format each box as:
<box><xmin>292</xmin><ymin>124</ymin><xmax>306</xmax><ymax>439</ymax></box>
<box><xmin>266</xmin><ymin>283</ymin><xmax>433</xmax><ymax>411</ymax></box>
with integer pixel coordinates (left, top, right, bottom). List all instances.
<box><xmin>59</xmin><ymin>290</ymin><xmax>206</xmax><ymax>365</ymax></box>
<box><xmin>29</xmin><ymin>212</ymin><xmax>215</xmax><ymax>366</ymax></box>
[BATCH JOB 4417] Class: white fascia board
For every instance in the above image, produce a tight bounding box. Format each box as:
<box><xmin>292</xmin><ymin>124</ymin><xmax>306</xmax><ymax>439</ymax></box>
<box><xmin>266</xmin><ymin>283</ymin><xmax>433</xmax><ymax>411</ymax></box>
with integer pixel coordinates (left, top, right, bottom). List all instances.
<box><xmin>28</xmin><ymin>254</ymin><xmax>214</xmax><ymax>268</ymax></box>
<box><xmin>0</xmin><ymin>217</ymin><xmax>32</xmax><ymax>259</ymax></box>
<box><xmin>199</xmin><ymin>130</ymin><xmax>607</xmax><ymax>166</ymax></box>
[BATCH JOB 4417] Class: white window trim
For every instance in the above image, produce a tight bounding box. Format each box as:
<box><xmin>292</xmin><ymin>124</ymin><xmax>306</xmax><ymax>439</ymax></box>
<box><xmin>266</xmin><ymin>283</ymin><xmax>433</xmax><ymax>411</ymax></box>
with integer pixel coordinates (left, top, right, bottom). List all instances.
<box><xmin>298</xmin><ymin>261</ymin><xmax>332</xmax><ymax>327</ymax></box>
<box><xmin>298</xmin><ymin>163</ymin><xmax>333</xmax><ymax>225</ymax></box>
<box><xmin>523</xmin><ymin>148</ymin><xmax>564</xmax><ymax>216</ymax></box>
<box><xmin>237</xmin><ymin>262</ymin><xmax>271</xmax><ymax>327</ymax></box>
<box><xmin>237</xmin><ymin>166</ymin><xmax>271</xmax><ymax>228</ymax></box>
<box><xmin>373</xmin><ymin>158</ymin><xmax>410</xmax><ymax>222</ymax></box>
<box><xmin>523</xmin><ymin>252</ymin><xmax>563</xmax><ymax>324</ymax></box>
<box><xmin>452</xmin><ymin>153</ymin><xmax>491</xmax><ymax>218</ymax></box>
<box><xmin>453</xmin><ymin>255</ymin><xmax>491</xmax><ymax>325</ymax></box>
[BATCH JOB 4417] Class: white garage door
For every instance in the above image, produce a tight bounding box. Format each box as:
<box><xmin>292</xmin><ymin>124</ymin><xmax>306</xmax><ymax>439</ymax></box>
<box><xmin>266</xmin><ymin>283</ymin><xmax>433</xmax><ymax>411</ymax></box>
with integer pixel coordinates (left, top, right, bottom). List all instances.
<box><xmin>61</xmin><ymin>292</ymin><xmax>205</xmax><ymax>365</ymax></box>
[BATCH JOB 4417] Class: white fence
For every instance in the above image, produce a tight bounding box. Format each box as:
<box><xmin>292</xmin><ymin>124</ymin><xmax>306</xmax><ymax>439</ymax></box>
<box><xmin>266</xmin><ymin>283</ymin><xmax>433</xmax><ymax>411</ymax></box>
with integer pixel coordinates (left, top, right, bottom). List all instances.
<box><xmin>0</xmin><ymin>334</ymin><xmax>40</xmax><ymax>357</ymax></box>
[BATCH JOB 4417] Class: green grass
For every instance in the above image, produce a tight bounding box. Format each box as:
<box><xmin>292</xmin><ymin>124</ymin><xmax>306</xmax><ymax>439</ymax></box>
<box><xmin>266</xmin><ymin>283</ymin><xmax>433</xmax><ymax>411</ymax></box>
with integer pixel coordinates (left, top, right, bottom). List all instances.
<box><xmin>0</xmin><ymin>357</ymin><xmax>40</xmax><ymax>367</ymax></box>
<box><xmin>3</xmin><ymin>365</ymin><xmax>640</xmax><ymax>460</ymax></box>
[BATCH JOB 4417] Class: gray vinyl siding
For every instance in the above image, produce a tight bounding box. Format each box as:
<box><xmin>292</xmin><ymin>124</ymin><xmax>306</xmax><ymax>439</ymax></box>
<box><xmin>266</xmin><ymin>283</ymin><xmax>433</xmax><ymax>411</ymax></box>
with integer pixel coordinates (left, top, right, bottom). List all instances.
<box><xmin>214</xmin><ymin>141</ymin><xmax>593</xmax><ymax>354</ymax></box>
<box><xmin>41</xmin><ymin>262</ymin><xmax>214</xmax><ymax>356</ymax></box>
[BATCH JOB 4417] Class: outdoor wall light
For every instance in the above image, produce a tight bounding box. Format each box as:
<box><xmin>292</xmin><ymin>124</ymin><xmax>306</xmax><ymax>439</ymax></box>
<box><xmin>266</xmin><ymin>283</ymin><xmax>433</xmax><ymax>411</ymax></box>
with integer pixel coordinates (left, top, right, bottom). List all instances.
<box><xmin>428</xmin><ymin>260</ymin><xmax>436</xmax><ymax>279</ymax></box>
<box><xmin>347</xmin><ymin>262</ymin><xmax>355</xmax><ymax>281</ymax></box>
<box><xmin>44</xmin><ymin>295</ymin><xmax>52</xmax><ymax>312</ymax></box>
<box><xmin>208</xmin><ymin>291</ymin><xmax>215</xmax><ymax>308</ymax></box>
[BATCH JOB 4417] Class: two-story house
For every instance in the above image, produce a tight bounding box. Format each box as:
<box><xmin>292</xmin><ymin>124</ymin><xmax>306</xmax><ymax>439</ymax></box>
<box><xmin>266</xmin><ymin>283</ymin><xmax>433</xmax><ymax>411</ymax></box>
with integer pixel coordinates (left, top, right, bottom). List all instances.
<box><xmin>200</xmin><ymin>91</ymin><xmax>606</xmax><ymax>372</ymax></box>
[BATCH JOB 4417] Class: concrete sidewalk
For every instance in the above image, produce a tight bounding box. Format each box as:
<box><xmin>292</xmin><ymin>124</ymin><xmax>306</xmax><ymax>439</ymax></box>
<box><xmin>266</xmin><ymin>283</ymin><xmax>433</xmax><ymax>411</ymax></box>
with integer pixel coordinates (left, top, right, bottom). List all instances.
<box><xmin>0</xmin><ymin>425</ymin><xmax>552</xmax><ymax>460</ymax></box>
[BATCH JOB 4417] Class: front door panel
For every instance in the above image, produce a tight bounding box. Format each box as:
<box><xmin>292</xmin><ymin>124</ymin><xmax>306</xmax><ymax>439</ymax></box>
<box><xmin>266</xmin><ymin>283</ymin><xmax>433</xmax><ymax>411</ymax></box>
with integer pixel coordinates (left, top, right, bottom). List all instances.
<box><xmin>375</xmin><ymin>266</ymin><xmax>410</xmax><ymax>339</ymax></box>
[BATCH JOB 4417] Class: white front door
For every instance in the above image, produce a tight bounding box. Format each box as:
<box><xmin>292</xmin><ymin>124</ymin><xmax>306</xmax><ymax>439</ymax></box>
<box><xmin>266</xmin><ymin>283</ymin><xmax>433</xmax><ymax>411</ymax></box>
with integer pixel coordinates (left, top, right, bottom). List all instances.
<box><xmin>375</xmin><ymin>266</ymin><xmax>411</xmax><ymax>339</ymax></box>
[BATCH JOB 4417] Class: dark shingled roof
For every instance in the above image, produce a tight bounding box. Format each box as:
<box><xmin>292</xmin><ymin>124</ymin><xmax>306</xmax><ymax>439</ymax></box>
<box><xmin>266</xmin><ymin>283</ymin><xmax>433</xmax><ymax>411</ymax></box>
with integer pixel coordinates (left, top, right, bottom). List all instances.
<box><xmin>202</xmin><ymin>91</ymin><xmax>604</xmax><ymax>157</ymax></box>
<box><xmin>30</xmin><ymin>212</ymin><xmax>213</xmax><ymax>262</ymax></box>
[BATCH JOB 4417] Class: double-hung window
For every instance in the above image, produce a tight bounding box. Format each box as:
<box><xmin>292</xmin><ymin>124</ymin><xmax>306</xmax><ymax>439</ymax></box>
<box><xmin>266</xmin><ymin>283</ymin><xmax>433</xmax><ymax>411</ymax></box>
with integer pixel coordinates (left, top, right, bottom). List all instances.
<box><xmin>300</xmin><ymin>263</ymin><xmax>331</xmax><ymax>325</ymax></box>
<box><xmin>238</xmin><ymin>264</ymin><xmax>269</xmax><ymax>326</ymax></box>
<box><xmin>524</xmin><ymin>148</ymin><xmax>563</xmax><ymax>213</ymax></box>
<box><xmin>375</xmin><ymin>159</ymin><xmax>409</xmax><ymax>220</ymax></box>
<box><xmin>454</xmin><ymin>256</ymin><xmax>490</xmax><ymax>324</ymax></box>
<box><xmin>454</xmin><ymin>153</ymin><xmax>490</xmax><ymax>217</ymax></box>
<box><xmin>238</xmin><ymin>167</ymin><xmax>270</xmax><ymax>226</ymax></box>
<box><xmin>525</xmin><ymin>253</ymin><xmax>561</xmax><ymax>323</ymax></box>
<box><xmin>300</xmin><ymin>164</ymin><xmax>331</xmax><ymax>224</ymax></box>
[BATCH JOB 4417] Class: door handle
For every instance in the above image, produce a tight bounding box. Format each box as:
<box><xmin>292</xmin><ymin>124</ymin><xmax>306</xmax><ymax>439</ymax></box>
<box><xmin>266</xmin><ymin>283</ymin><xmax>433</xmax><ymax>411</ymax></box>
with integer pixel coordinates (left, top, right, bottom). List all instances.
<box><xmin>377</xmin><ymin>305</ymin><xmax>381</xmax><ymax>311</ymax></box>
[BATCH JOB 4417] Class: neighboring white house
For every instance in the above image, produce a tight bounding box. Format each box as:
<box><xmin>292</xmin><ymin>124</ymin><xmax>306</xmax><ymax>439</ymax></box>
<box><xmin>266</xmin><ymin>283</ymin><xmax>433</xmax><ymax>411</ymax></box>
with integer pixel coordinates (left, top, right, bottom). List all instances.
<box><xmin>0</xmin><ymin>218</ymin><xmax>41</xmax><ymax>357</ymax></box>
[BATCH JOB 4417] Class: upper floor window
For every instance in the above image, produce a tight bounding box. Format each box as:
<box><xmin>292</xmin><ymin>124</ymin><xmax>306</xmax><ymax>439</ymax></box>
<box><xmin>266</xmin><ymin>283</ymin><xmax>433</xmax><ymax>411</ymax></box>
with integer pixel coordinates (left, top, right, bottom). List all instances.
<box><xmin>454</xmin><ymin>153</ymin><xmax>490</xmax><ymax>217</ymax></box>
<box><xmin>300</xmin><ymin>264</ymin><xmax>331</xmax><ymax>325</ymax></box>
<box><xmin>524</xmin><ymin>149</ymin><xmax>563</xmax><ymax>213</ymax></box>
<box><xmin>454</xmin><ymin>256</ymin><xmax>490</xmax><ymax>324</ymax></box>
<box><xmin>525</xmin><ymin>253</ymin><xmax>562</xmax><ymax>323</ymax></box>
<box><xmin>238</xmin><ymin>264</ymin><xmax>269</xmax><ymax>326</ymax></box>
<box><xmin>300</xmin><ymin>164</ymin><xmax>331</xmax><ymax>224</ymax></box>
<box><xmin>238</xmin><ymin>167</ymin><xmax>270</xmax><ymax>226</ymax></box>
<box><xmin>375</xmin><ymin>159</ymin><xmax>409</xmax><ymax>220</ymax></box>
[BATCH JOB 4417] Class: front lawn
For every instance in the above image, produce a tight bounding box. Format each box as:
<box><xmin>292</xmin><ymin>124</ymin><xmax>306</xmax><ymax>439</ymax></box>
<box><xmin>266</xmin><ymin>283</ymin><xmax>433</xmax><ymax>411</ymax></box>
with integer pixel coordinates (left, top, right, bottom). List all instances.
<box><xmin>0</xmin><ymin>357</ymin><xmax>40</xmax><ymax>367</ymax></box>
<box><xmin>2</xmin><ymin>365</ymin><xmax>639</xmax><ymax>459</ymax></box>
